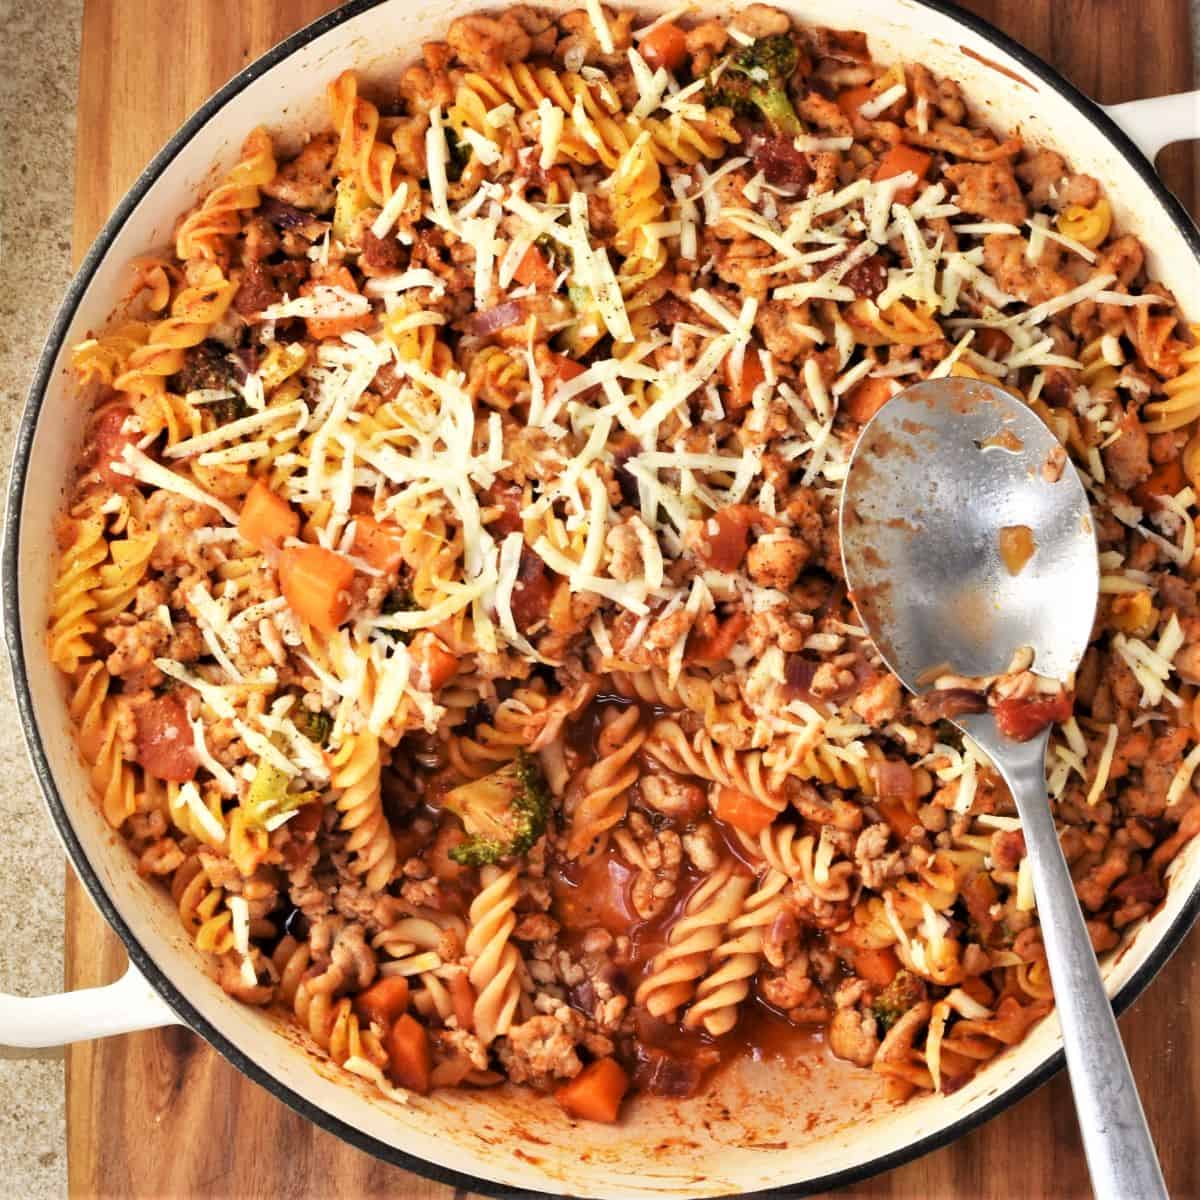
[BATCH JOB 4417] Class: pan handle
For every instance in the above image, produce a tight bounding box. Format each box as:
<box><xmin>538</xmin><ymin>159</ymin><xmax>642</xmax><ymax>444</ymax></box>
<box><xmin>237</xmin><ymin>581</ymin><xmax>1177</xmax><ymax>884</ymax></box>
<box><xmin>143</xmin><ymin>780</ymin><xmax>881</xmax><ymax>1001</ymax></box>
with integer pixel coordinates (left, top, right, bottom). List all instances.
<box><xmin>0</xmin><ymin>961</ymin><xmax>181</xmax><ymax>1048</ymax></box>
<box><xmin>1103</xmin><ymin>90</ymin><xmax>1200</xmax><ymax>161</ymax></box>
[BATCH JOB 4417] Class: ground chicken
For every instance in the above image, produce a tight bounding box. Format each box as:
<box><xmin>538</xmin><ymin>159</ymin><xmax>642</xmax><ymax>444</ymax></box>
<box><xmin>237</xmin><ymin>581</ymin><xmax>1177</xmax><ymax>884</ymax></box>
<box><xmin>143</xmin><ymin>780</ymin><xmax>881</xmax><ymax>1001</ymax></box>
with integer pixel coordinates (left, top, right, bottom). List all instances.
<box><xmin>828</xmin><ymin>1007</ymin><xmax>880</xmax><ymax>1067</ymax></box>
<box><xmin>497</xmin><ymin>1010</ymin><xmax>585</xmax><ymax>1089</ymax></box>
<box><xmin>746</xmin><ymin>534</ymin><xmax>812</xmax><ymax>589</ymax></box>
<box><xmin>943</xmin><ymin>162</ymin><xmax>1028</xmax><ymax>225</ymax></box>
<box><xmin>262</xmin><ymin>132</ymin><xmax>338</xmax><ymax>212</ymax></box>
<box><xmin>1103</xmin><ymin>407</ymin><xmax>1152</xmax><ymax>493</ymax></box>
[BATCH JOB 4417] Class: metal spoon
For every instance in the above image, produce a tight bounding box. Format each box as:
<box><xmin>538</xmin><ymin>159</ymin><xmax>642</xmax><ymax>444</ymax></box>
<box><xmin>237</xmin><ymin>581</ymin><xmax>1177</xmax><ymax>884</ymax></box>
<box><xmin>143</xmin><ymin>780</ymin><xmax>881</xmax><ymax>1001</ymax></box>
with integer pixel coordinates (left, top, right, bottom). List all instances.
<box><xmin>840</xmin><ymin>377</ymin><xmax>1166</xmax><ymax>1200</ymax></box>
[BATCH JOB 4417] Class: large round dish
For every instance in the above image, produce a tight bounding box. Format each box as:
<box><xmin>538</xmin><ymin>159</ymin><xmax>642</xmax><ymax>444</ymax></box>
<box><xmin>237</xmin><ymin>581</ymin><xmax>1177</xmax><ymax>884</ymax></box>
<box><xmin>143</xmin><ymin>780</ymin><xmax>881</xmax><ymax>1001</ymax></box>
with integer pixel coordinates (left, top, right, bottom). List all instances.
<box><xmin>4</xmin><ymin>1</ymin><xmax>1199</xmax><ymax>1196</ymax></box>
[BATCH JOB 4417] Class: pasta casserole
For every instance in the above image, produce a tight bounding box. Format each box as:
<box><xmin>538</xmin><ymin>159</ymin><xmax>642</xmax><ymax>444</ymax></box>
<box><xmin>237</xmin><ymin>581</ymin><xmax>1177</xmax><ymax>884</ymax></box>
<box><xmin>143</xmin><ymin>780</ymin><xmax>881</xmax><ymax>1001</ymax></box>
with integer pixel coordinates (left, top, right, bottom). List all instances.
<box><xmin>53</xmin><ymin>2</ymin><xmax>1200</xmax><ymax>1122</ymax></box>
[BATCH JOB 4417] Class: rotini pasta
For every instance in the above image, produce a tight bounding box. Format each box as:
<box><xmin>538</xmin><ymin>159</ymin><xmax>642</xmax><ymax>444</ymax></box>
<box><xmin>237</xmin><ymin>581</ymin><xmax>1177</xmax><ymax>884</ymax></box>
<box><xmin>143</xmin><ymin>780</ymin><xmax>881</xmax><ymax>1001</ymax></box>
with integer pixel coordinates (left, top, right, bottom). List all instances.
<box><xmin>48</xmin><ymin>2</ymin><xmax>1198</xmax><ymax>1126</ymax></box>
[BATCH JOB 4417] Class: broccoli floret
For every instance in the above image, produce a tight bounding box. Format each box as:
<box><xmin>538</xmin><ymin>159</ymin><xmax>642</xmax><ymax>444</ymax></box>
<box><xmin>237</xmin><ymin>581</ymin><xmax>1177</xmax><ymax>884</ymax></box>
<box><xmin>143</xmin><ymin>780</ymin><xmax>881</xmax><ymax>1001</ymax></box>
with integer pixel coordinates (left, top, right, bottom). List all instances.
<box><xmin>242</xmin><ymin>758</ymin><xmax>314</xmax><ymax>830</ymax></box>
<box><xmin>705</xmin><ymin>34</ymin><xmax>803</xmax><ymax>136</ymax></box>
<box><xmin>444</xmin><ymin>750</ymin><xmax>550</xmax><ymax>866</ymax></box>
<box><xmin>294</xmin><ymin>707</ymin><xmax>332</xmax><ymax>747</ymax></box>
<box><xmin>211</xmin><ymin>392</ymin><xmax>250</xmax><ymax>425</ymax></box>
<box><xmin>378</xmin><ymin>589</ymin><xmax>420</xmax><ymax>643</ymax></box>
<box><xmin>870</xmin><ymin>969</ymin><xmax>926</xmax><ymax>1033</ymax></box>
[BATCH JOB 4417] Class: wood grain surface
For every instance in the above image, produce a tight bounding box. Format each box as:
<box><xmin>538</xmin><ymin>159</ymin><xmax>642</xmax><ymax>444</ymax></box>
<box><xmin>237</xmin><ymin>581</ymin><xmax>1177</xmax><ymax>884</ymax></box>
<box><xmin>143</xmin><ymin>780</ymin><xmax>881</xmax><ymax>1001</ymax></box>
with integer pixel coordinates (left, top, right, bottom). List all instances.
<box><xmin>65</xmin><ymin>1</ymin><xmax>1198</xmax><ymax>1196</ymax></box>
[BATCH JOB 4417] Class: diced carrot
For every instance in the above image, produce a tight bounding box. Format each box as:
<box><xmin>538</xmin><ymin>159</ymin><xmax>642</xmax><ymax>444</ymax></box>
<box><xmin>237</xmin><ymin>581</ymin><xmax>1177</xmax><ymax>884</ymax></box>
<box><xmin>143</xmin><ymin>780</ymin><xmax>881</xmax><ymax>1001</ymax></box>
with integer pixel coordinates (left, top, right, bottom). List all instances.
<box><xmin>874</xmin><ymin>144</ymin><xmax>933</xmax><ymax>206</ymax></box>
<box><xmin>688</xmin><ymin>610</ymin><xmax>749</xmax><ymax>664</ymax></box>
<box><xmin>352</xmin><ymin>515</ymin><xmax>407</xmax><ymax>572</ymax></box>
<box><xmin>278</xmin><ymin>545</ymin><xmax>356</xmax><ymax>633</ymax></box>
<box><xmin>640</xmin><ymin>21</ymin><xmax>688</xmax><ymax>72</ymax></box>
<box><xmin>710</xmin><ymin>784</ymin><xmax>776</xmax><ymax>836</ymax></box>
<box><xmin>238</xmin><ymin>480</ymin><xmax>300</xmax><ymax>552</ymax></box>
<box><xmin>450</xmin><ymin>971</ymin><xmax>476</xmax><ymax>1033</ymax></box>
<box><xmin>876</xmin><ymin>798</ymin><xmax>922</xmax><ymax>842</ymax></box>
<box><xmin>514</xmin><ymin>245</ymin><xmax>558</xmax><ymax>291</ymax></box>
<box><xmin>386</xmin><ymin>1014</ymin><xmax>432</xmax><ymax>1094</ymax></box>
<box><xmin>836</xmin><ymin>85</ymin><xmax>874</xmax><ymax>120</ymax></box>
<box><xmin>354</xmin><ymin>976</ymin><xmax>410</xmax><ymax>1027</ymax></box>
<box><xmin>301</xmin><ymin>266</ymin><xmax>374</xmax><ymax>340</ymax></box>
<box><xmin>844</xmin><ymin>375</ymin><xmax>895</xmax><ymax>425</ymax></box>
<box><xmin>349</xmin><ymin>490</ymin><xmax>375</xmax><ymax>515</ymax></box>
<box><xmin>555</xmin><ymin>1058</ymin><xmax>629</xmax><ymax>1123</ymax></box>
<box><xmin>855</xmin><ymin>946</ymin><xmax>902</xmax><ymax>986</ymax></box>
<box><xmin>410</xmin><ymin>631</ymin><xmax>459</xmax><ymax>691</ymax></box>
<box><xmin>1132</xmin><ymin>458</ymin><xmax>1185</xmax><ymax>513</ymax></box>
<box><xmin>722</xmin><ymin>349</ymin><xmax>765</xmax><ymax>412</ymax></box>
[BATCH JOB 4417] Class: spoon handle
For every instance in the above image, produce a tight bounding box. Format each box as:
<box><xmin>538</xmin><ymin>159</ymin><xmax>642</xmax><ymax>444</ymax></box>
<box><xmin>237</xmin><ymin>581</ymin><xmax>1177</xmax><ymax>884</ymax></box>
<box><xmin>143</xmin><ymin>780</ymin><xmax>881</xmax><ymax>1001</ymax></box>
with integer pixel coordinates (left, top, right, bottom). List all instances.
<box><xmin>1002</xmin><ymin>736</ymin><xmax>1167</xmax><ymax>1200</ymax></box>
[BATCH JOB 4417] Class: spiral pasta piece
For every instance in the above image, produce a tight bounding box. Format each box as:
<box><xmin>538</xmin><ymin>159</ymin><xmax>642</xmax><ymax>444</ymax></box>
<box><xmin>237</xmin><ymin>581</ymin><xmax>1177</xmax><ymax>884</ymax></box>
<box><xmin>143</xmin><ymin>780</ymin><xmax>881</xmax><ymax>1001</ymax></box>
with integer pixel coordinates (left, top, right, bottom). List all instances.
<box><xmin>1055</xmin><ymin>196</ymin><xmax>1111</xmax><ymax>250</ymax></box>
<box><xmin>48</xmin><ymin>512</ymin><xmax>107</xmax><ymax>672</ymax></box>
<box><xmin>113</xmin><ymin>265</ymin><xmax>240</xmax><ymax>397</ymax></box>
<box><xmin>172</xmin><ymin>855</ymin><xmax>235</xmax><ymax>953</ymax></box>
<box><xmin>644</xmin><ymin>719</ymin><xmax>788</xmax><ymax>813</ymax></box>
<box><xmin>91</xmin><ymin>526</ymin><xmax>158</xmax><ymax>622</ymax></box>
<box><xmin>635</xmin><ymin>859</ymin><xmax>752</xmax><ymax>1020</ymax></box>
<box><xmin>327</xmin><ymin>71</ymin><xmax>407</xmax><ymax>206</ymax></box>
<box><xmin>566</xmin><ymin>705</ymin><xmax>645</xmax><ymax>860</ymax></box>
<box><xmin>447</xmin><ymin>686</ymin><xmax>549</xmax><ymax>780</ymax></box>
<box><xmin>612</xmin><ymin>132</ymin><xmax>667</xmax><ymax>294</ymax></box>
<box><xmin>331</xmin><ymin>732</ymin><xmax>397</xmax><ymax>891</ymax></box>
<box><xmin>175</xmin><ymin>127</ymin><xmax>277</xmax><ymax>262</ymax></box>
<box><xmin>466</xmin><ymin>864</ymin><xmax>523</xmax><ymax>1045</ymax></box>
<box><xmin>72</xmin><ymin>322</ymin><xmax>151</xmax><ymax>386</ymax></box>
<box><xmin>458</xmin><ymin>64</ymin><xmax>739</xmax><ymax>169</ymax></box>
<box><xmin>1143</xmin><ymin>324</ymin><xmax>1200</xmax><ymax>432</ymax></box>
<box><xmin>685</xmin><ymin>869</ymin><xmax>789</xmax><ymax>1035</ymax></box>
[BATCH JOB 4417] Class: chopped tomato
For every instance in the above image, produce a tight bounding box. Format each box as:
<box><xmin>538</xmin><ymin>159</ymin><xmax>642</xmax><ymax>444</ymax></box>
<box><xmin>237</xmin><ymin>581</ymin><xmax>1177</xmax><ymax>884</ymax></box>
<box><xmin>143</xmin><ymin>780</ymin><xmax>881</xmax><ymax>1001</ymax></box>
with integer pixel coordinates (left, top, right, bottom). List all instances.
<box><xmin>450</xmin><ymin>971</ymin><xmax>476</xmax><ymax>1032</ymax></box>
<box><xmin>514</xmin><ymin>245</ymin><xmax>558</xmax><ymax>291</ymax></box>
<box><xmin>994</xmin><ymin>693</ymin><xmax>1073</xmax><ymax>741</ymax></box>
<box><xmin>546</xmin><ymin>352</ymin><xmax>586</xmax><ymax>394</ymax></box>
<box><xmin>692</xmin><ymin>505</ymin><xmax>763</xmax><ymax>572</ymax></box>
<box><xmin>1132</xmin><ymin>459</ymin><xmax>1185</xmax><ymax>514</ymax></box>
<box><xmin>92</xmin><ymin>405</ymin><xmax>138</xmax><ymax>491</ymax></box>
<box><xmin>974</xmin><ymin>328</ymin><xmax>1012</xmax><ymax>359</ymax></box>
<box><xmin>722</xmin><ymin>349</ymin><xmax>765</xmax><ymax>412</ymax></box>
<box><xmin>509</xmin><ymin>546</ymin><xmax>555</xmax><ymax>632</ymax></box>
<box><xmin>639</xmin><ymin>21</ymin><xmax>688</xmax><ymax>72</ymax></box>
<box><xmin>876</xmin><ymin>799</ymin><xmax>921</xmax><ymax>842</ymax></box>
<box><xmin>484</xmin><ymin>481</ymin><xmax>524</xmax><ymax>535</ymax></box>
<box><xmin>710</xmin><ymin>784</ymin><xmax>776</xmax><ymax>835</ymax></box>
<box><xmin>133</xmin><ymin>695</ymin><xmax>197</xmax><ymax>782</ymax></box>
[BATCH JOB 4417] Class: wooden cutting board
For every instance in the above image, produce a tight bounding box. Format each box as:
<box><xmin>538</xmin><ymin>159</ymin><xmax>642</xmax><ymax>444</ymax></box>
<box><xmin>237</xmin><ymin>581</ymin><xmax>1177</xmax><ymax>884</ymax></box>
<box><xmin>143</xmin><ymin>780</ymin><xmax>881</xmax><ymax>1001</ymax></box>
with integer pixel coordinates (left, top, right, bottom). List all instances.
<box><xmin>66</xmin><ymin>2</ymin><xmax>1198</xmax><ymax>1195</ymax></box>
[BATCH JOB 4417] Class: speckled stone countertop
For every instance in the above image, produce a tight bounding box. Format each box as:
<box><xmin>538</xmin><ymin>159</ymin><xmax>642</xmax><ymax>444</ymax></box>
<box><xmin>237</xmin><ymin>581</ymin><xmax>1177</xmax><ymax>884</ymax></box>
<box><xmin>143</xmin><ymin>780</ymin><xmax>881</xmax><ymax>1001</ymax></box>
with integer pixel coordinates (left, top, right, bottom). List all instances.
<box><xmin>0</xmin><ymin>2</ymin><xmax>82</xmax><ymax>1197</ymax></box>
<box><xmin>0</xmin><ymin>3</ymin><xmax>1195</xmax><ymax>1199</ymax></box>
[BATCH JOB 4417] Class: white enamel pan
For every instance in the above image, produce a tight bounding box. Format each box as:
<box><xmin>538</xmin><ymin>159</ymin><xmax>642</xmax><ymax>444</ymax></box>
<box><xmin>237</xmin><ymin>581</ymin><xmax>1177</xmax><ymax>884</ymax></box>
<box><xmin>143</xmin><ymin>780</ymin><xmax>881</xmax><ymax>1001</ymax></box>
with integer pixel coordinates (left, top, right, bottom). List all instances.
<box><xmin>3</xmin><ymin>1</ymin><xmax>1199</xmax><ymax>1195</ymax></box>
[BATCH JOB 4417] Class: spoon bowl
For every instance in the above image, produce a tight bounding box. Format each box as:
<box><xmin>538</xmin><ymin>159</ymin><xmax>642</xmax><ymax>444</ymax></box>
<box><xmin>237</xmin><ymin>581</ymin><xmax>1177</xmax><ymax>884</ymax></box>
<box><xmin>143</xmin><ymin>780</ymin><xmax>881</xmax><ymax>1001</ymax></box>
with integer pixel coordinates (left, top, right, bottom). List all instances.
<box><xmin>840</xmin><ymin>376</ymin><xmax>1098</xmax><ymax>689</ymax></box>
